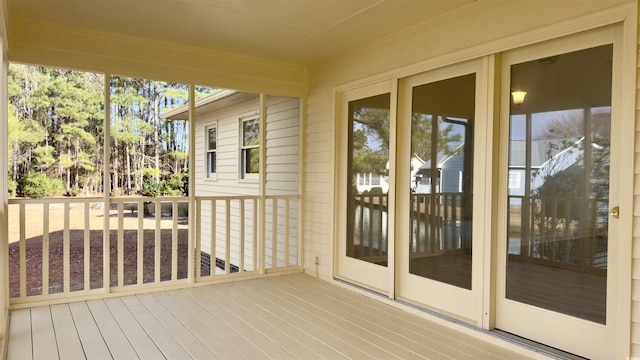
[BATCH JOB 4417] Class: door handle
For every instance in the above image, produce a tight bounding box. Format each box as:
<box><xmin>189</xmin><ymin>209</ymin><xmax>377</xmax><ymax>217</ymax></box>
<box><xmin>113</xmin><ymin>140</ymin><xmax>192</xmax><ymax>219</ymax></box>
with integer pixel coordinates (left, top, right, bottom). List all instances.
<box><xmin>609</xmin><ymin>206</ymin><xmax>620</xmax><ymax>219</ymax></box>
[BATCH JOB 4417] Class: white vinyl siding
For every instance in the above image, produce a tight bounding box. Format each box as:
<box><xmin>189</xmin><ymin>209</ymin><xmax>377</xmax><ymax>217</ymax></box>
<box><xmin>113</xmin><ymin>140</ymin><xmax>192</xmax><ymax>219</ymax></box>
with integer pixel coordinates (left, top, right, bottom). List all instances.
<box><xmin>265</xmin><ymin>95</ymin><xmax>300</xmax><ymax>267</ymax></box>
<box><xmin>194</xmin><ymin>94</ymin><xmax>300</xmax><ymax>270</ymax></box>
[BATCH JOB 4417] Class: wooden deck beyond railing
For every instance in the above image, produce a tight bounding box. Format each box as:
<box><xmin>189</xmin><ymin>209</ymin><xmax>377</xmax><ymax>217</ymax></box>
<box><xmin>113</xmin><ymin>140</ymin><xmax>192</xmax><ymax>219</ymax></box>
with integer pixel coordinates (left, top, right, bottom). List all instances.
<box><xmin>8</xmin><ymin>195</ymin><xmax>301</xmax><ymax>308</ymax></box>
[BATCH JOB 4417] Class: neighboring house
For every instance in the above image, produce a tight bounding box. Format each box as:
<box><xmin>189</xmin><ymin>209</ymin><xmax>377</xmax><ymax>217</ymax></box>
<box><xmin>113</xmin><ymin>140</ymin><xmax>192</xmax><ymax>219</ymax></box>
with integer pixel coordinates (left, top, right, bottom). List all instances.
<box><xmin>356</xmin><ymin>155</ymin><xmax>424</xmax><ymax>194</ymax></box>
<box><xmin>508</xmin><ymin>137</ymin><xmax>593</xmax><ymax>196</ymax></box>
<box><xmin>414</xmin><ymin>145</ymin><xmax>465</xmax><ymax>194</ymax></box>
<box><xmin>163</xmin><ymin>90</ymin><xmax>300</xmax><ymax>272</ymax></box>
<box><xmin>2</xmin><ymin>1</ymin><xmax>640</xmax><ymax>359</ymax></box>
<box><xmin>354</xmin><ymin>172</ymin><xmax>388</xmax><ymax>194</ymax></box>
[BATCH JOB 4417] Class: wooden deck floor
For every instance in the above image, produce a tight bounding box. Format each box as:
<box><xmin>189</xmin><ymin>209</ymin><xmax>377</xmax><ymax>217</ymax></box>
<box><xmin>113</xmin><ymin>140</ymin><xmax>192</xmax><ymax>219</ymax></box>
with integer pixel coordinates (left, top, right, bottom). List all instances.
<box><xmin>6</xmin><ymin>274</ymin><xmax>534</xmax><ymax>360</ymax></box>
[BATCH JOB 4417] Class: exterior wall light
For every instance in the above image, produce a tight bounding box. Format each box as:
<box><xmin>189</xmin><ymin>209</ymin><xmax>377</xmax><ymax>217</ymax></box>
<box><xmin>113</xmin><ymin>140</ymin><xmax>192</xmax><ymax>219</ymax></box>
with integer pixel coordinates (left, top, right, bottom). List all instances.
<box><xmin>511</xmin><ymin>90</ymin><xmax>527</xmax><ymax>105</ymax></box>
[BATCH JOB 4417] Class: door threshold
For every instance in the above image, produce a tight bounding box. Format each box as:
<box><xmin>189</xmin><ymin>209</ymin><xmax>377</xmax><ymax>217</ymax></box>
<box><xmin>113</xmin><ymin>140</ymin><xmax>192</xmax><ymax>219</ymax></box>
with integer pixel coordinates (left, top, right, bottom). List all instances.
<box><xmin>490</xmin><ymin>330</ymin><xmax>587</xmax><ymax>360</ymax></box>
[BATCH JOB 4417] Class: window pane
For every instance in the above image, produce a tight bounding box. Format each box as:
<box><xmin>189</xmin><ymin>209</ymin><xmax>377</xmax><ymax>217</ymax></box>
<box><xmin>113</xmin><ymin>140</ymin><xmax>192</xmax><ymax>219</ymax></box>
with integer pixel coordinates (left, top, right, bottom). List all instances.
<box><xmin>244</xmin><ymin>148</ymin><xmax>259</xmax><ymax>174</ymax></box>
<box><xmin>506</xmin><ymin>44</ymin><xmax>612</xmax><ymax>324</ymax></box>
<box><xmin>409</xmin><ymin>73</ymin><xmax>475</xmax><ymax>290</ymax></box>
<box><xmin>207</xmin><ymin>152</ymin><xmax>216</xmax><ymax>175</ymax></box>
<box><xmin>346</xmin><ymin>93</ymin><xmax>390</xmax><ymax>267</ymax></box>
<box><xmin>243</xmin><ymin>118</ymin><xmax>260</xmax><ymax>147</ymax></box>
<box><xmin>208</xmin><ymin>127</ymin><xmax>217</xmax><ymax>150</ymax></box>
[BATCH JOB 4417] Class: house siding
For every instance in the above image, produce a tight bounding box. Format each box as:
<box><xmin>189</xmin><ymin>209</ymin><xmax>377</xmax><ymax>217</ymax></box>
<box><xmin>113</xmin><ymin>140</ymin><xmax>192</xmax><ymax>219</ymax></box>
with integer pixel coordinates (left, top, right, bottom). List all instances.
<box><xmin>194</xmin><ymin>94</ymin><xmax>300</xmax><ymax>270</ymax></box>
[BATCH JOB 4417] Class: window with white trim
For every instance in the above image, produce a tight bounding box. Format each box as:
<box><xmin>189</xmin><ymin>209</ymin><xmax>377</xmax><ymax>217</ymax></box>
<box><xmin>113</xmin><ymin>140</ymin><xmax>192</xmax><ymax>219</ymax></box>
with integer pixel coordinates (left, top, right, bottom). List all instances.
<box><xmin>206</xmin><ymin>124</ymin><xmax>217</xmax><ymax>178</ymax></box>
<box><xmin>241</xmin><ymin>117</ymin><xmax>260</xmax><ymax>178</ymax></box>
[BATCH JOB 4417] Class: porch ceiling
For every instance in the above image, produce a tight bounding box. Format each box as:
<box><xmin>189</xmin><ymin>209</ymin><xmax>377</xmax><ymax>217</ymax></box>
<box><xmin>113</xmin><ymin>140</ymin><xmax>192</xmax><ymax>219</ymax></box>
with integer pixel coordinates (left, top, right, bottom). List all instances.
<box><xmin>8</xmin><ymin>0</ymin><xmax>501</xmax><ymax>65</ymax></box>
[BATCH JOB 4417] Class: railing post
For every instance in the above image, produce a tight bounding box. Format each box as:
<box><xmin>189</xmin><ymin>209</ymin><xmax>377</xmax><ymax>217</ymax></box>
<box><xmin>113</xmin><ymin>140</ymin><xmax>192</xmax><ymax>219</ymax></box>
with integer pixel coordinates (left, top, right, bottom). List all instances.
<box><xmin>117</xmin><ymin>202</ymin><xmax>124</xmax><ymax>287</ymax></box>
<box><xmin>43</xmin><ymin>204</ymin><xmax>50</xmax><ymax>296</ymax></box>
<box><xmin>195</xmin><ymin>199</ymin><xmax>201</xmax><ymax>280</ymax></box>
<box><xmin>155</xmin><ymin>201</ymin><xmax>161</xmax><ymax>283</ymax></box>
<box><xmin>63</xmin><ymin>203</ymin><xmax>70</xmax><ymax>294</ymax></box>
<box><xmin>172</xmin><ymin>200</ymin><xmax>179</xmax><ymax>281</ymax></box>
<box><xmin>103</xmin><ymin>72</ymin><xmax>111</xmax><ymax>295</ymax></box>
<box><xmin>18</xmin><ymin>204</ymin><xmax>25</xmax><ymax>299</ymax></box>
<box><xmin>137</xmin><ymin>200</ymin><xmax>144</xmax><ymax>285</ymax></box>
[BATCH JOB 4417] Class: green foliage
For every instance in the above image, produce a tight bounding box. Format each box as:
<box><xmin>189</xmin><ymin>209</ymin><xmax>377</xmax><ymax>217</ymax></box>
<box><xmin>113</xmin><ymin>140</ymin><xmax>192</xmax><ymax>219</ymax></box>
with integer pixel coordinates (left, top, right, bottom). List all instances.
<box><xmin>162</xmin><ymin>173</ymin><xmax>185</xmax><ymax>195</ymax></box>
<box><xmin>67</xmin><ymin>186</ymin><xmax>82</xmax><ymax>197</ymax></box>
<box><xmin>9</xmin><ymin>65</ymin><xmax>193</xmax><ymax>197</ymax></box>
<box><xmin>9</xmin><ymin>64</ymin><xmax>104</xmax><ymax>192</ymax></box>
<box><xmin>369</xmin><ymin>187</ymin><xmax>384</xmax><ymax>194</ymax></box>
<box><xmin>142</xmin><ymin>172</ymin><xmax>187</xmax><ymax>197</ymax></box>
<box><xmin>143</xmin><ymin>168</ymin><xmax>161</xmax><ymax>179</ymax></box>
<box><xmin>32</xmin><ymin>146</ymin><xmax>57</xmax><ymax>168</ymax></box>
<box><xmin>22</xmin><ymin>172</ymin><xmax>63</xmax><ymax>198</ymax></box>
<box><xmin>142</xmin><ymin>177</ymin><xmax>162</xmax><ymax>197</ymax></box>
<box><xmin>8</xmin><ymin>180</ymin><xmax>17</xmax><ymax>196</ymax></box>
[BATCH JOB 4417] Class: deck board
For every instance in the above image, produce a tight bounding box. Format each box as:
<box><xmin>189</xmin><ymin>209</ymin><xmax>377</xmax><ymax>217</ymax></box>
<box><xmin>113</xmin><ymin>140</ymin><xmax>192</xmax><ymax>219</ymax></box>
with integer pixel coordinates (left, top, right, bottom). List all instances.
<box><xmin>254</xmin><ymin>280</ymin><xmax>419</xmax><ymax>359</ymax></box>
<box><xmin>204</xmin><ymin>284</ymin><xmax>350</xmax><ymax>359</ymax></box>
<box><xmin>30</xmin><ymin>306</ymin><xmax>58</xmax><ymax>359</ymax></box>
<box><xmin>7</xmin><ymin>309</ymin><xmax>32</xmax><ymax>360</ymax></box>
<box><xmin>68</xmin><ymin>302</ymin><xmax>112</xmax><ymax>360</ymax></box>
<box><xmin>135</xmin><ymin>293</ymin><xmax>218</xmax><ymax>359</ymax></box>
<box><xmin>49</xmin><ymin>304</ymin><xmax>86</xmax><ymax>359</ymax></box>
<box><xmin>7</xmin><ymin>273</ymin><xmax>537</xmax><ymax>360</ymax></box>
<box><xmin>86</xmin><ymin>300</ymin><xmax>139</xmax><ymax>360</ymax></box>
<box><xmin>207</xmin><ymin>283</ymin><xmax>366</xmax><ymax>359</ymax></box>
<box><xmin>182</xmin><ymin>286</ymin><xmax>317</xmax><ymax>359</ymax></box>
<box><xmin>103</xmin><ymin>298</ymin><xmax>165</xmax><ymax>360</ymax></box>
<box><xmin>168</xmin><ymin>289</ymin><xmax>295</xmax><ymax>360</ymax></box>
<box><xmin>152</xmin><ymin>290</ymin><xmax>245</xmax><ymax>359</ymax></box>
<box><xmin>119</xmin><ymin>295</ymin><xmax>193</xmax><ymax>359</ymax></box>
<box><xmin>166</xmin><ymin>289</ymin><xmax>270</xmax><ymax>359</ymax></box>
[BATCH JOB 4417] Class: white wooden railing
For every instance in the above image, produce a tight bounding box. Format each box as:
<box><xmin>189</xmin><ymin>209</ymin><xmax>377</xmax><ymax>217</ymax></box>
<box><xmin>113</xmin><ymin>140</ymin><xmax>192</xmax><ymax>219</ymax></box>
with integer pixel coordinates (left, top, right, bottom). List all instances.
<box><xmin>8</xmin><ymin>194</ymin><xmax>301</xmax><ymax>308</ymax></box>
<box><xmin>195</xmin><ymin>195</ymin><xmax>300</xmax><ymax>282</ymax></box>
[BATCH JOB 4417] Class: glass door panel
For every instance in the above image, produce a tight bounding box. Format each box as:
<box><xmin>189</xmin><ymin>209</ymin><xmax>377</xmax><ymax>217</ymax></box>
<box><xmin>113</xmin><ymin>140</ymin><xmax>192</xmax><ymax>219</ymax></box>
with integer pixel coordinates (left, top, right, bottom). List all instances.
<box><xmin>410</xmin><ymin>74</ymin><xmax>475</xmax><ymax>289</ymax></box>
<box><xmin>506</xmin><ymin>44</ymin><xmax>611</xmax><ymax>324</ymax></box>
<box><xmin>346</xmin><ymin>94</ymin><xmax>390</xmax><ymax>267</ymax></box>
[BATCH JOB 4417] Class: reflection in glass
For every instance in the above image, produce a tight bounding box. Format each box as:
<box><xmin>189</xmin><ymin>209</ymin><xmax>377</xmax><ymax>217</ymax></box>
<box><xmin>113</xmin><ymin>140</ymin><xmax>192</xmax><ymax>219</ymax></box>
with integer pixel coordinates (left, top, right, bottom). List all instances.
<box><xmin>346</xmin><ymin>94</ymin><xmax>390</xmax><ymax>266</ymax></box>
<box><xmin>242</xmin><ymin>118</ymin><xmax>260</xmax><ymax>174</ymax></box>
<box><xmin>506</xmin><ymin>45</ymin><xmax>612</xmax><ymax>324</ymax></box>
<box><xmin>409</xmin><ymin>74</ymin><xmax>475</xmax><ymax>289</ymax></box>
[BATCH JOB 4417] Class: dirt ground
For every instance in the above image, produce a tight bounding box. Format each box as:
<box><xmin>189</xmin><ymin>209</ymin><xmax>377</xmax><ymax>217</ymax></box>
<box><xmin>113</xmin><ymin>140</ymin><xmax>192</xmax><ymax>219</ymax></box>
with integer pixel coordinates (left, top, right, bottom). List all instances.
<box><xmin>7</xmin><ymin>199</ymin><xmax>190</xmax><ymax>297</ymax></box>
